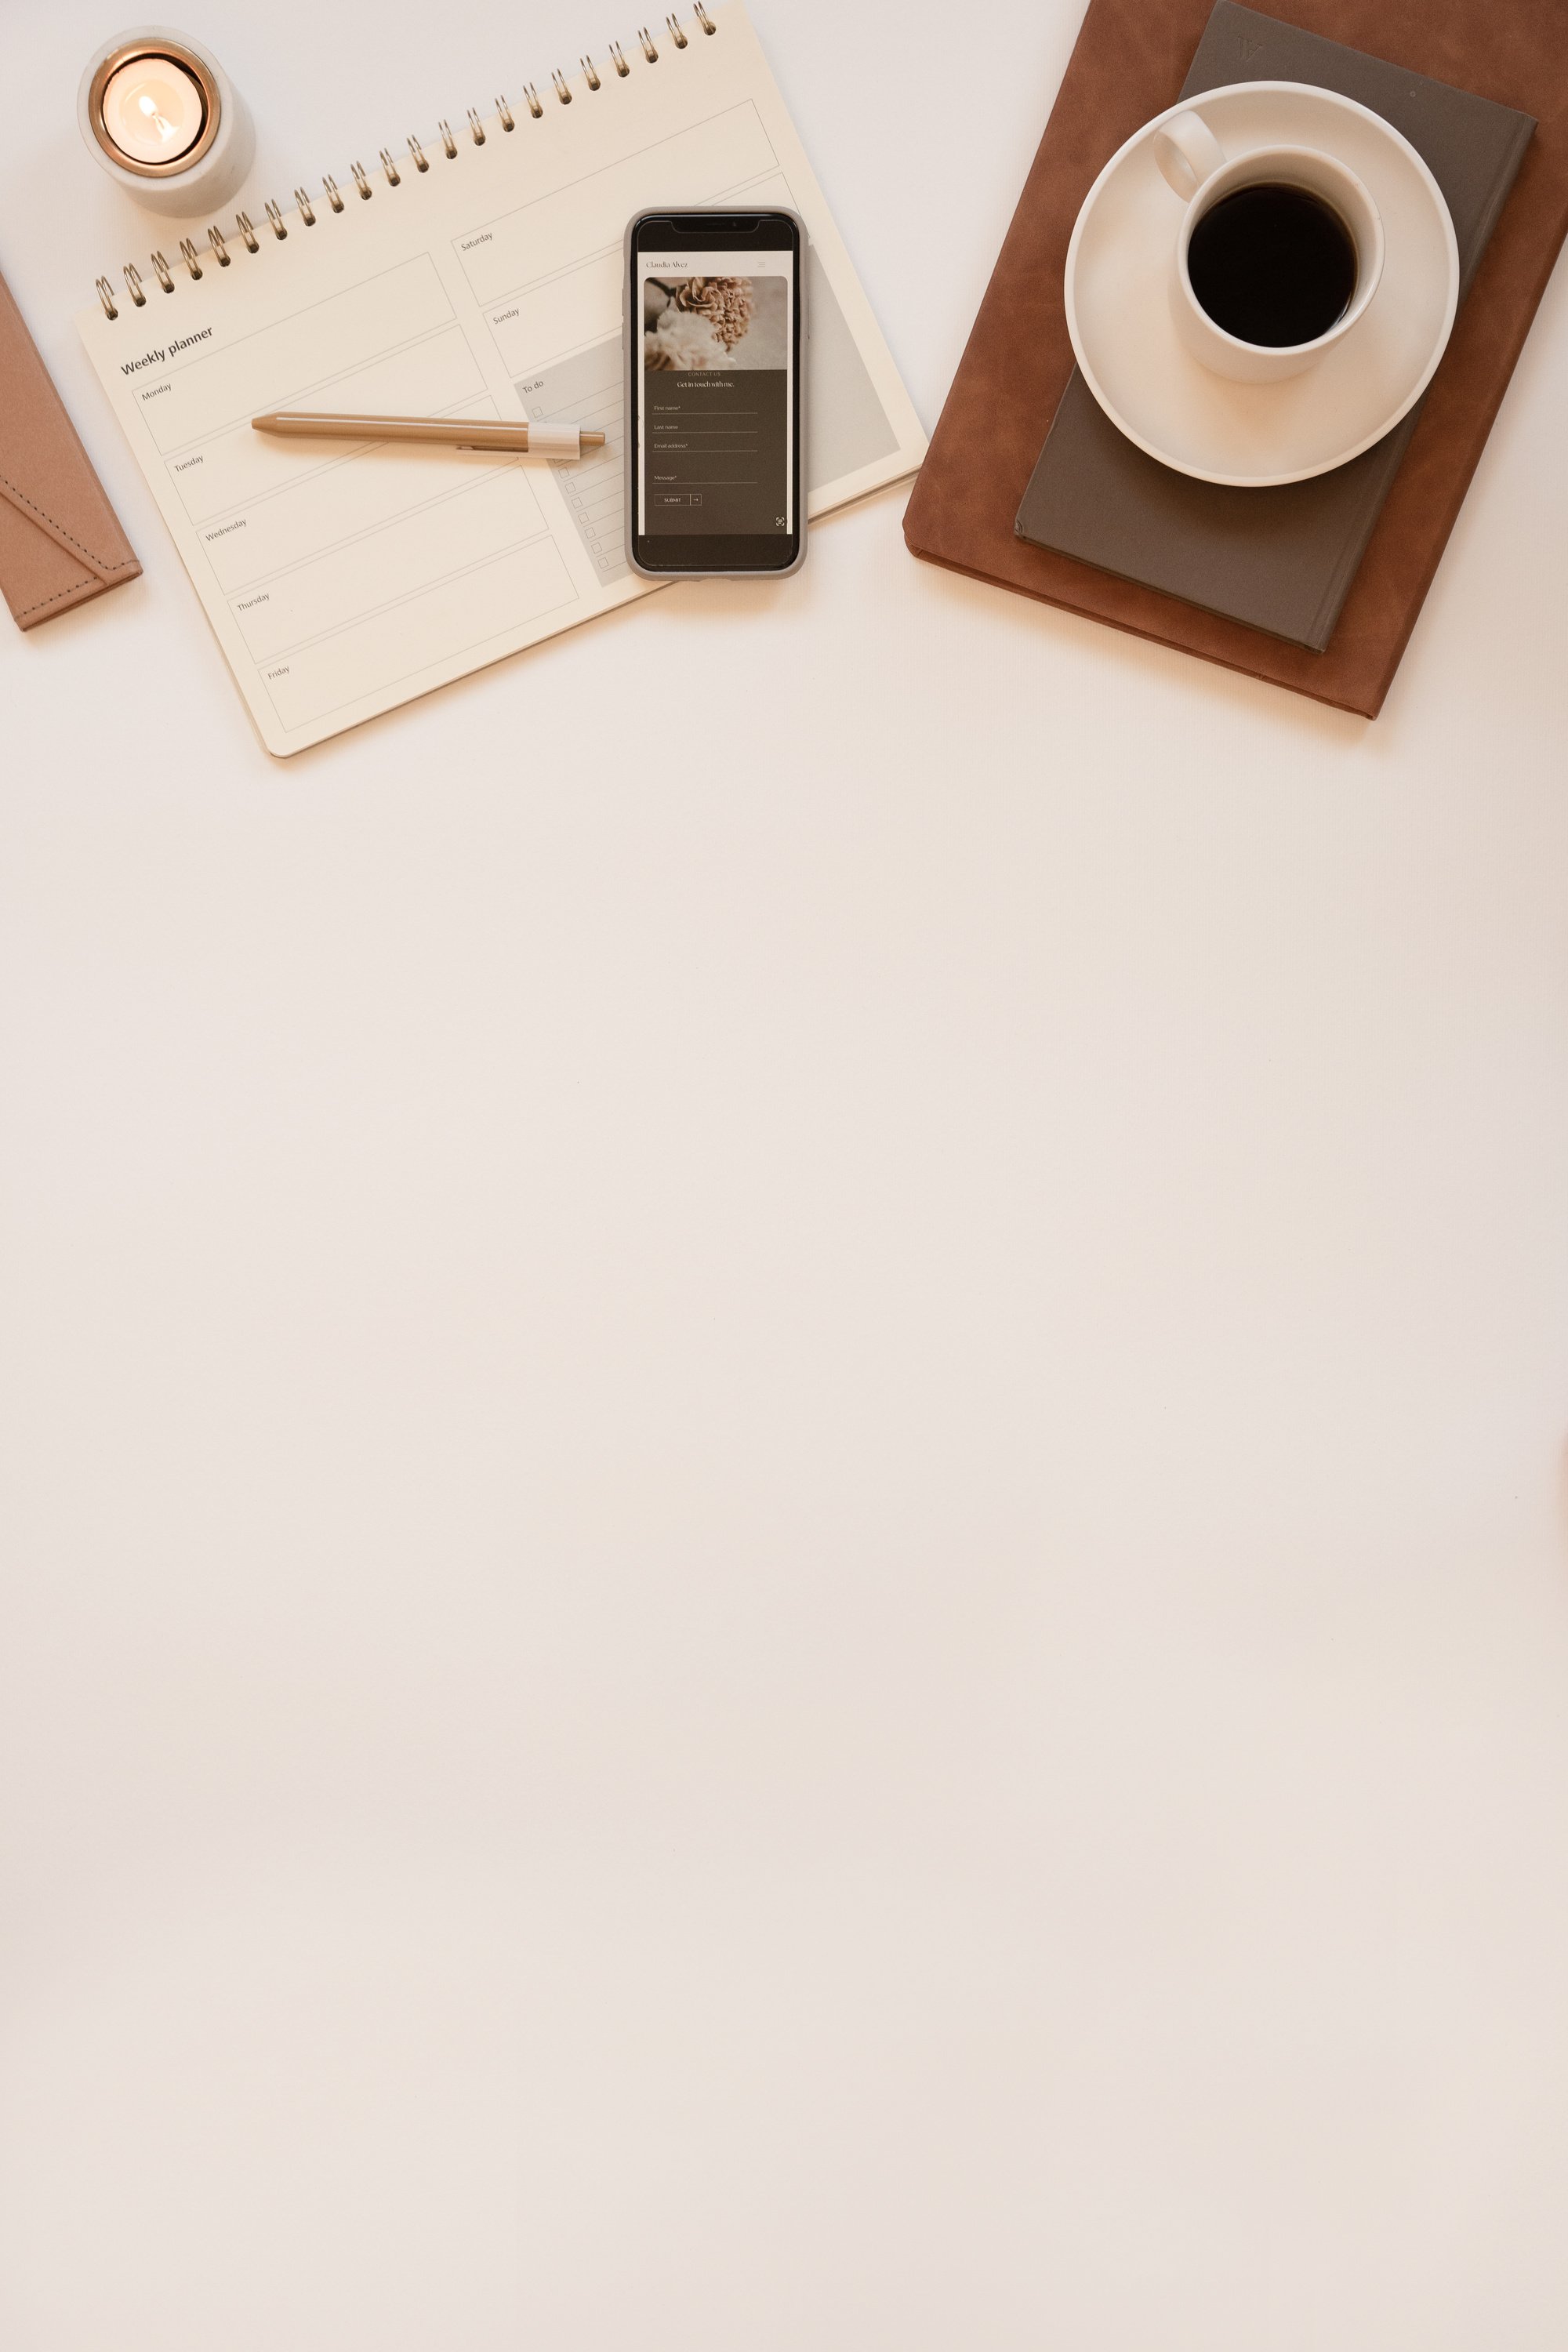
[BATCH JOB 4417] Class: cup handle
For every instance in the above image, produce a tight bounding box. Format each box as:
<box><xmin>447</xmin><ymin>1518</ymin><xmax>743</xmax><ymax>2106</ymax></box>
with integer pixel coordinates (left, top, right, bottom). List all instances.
<box><xmin>1152</xmin><ymin>111</ymin><xmax>1227</xmax><ymax>199</ymax></box>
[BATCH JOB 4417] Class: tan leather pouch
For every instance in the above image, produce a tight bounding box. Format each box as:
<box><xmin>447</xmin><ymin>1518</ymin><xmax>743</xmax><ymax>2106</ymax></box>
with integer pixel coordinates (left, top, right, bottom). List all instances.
<box><xmin>0</xmin><ymin>267</ymin><xmax>140</xmax><ymax>630</ymax></box>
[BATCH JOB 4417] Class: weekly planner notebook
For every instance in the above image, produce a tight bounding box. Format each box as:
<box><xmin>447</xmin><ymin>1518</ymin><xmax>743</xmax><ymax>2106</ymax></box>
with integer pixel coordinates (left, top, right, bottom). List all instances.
<box><xmin>77</xmin><ymin>5</ymin><xmax>925</xmax><ymax>756</ymax></box>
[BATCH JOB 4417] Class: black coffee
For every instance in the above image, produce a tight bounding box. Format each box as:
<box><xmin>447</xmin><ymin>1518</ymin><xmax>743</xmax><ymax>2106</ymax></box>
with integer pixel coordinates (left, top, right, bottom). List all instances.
<box><xmin>1187</xmin><ymin>183</ymin><xmax>1358</xmax><ymax>349</ymax></box>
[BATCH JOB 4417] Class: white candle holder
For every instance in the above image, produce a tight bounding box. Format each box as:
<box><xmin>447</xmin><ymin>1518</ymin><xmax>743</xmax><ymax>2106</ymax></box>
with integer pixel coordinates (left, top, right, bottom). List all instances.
<box><xmin>78</xmin><ymin>27</ymin><xmax>254</xmax><ymax>217</ymax></box>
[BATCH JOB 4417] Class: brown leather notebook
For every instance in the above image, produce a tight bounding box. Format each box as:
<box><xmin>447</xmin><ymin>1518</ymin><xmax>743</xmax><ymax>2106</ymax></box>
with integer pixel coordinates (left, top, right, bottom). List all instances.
<box><xmin>0</xmin><ymin>267</ymin><xmax>140</xmax><ymax>632</ymax></box>
<box><xmin>1014</xmin><ymin>5</ymin><xmax>1535</xmax><ymax>652</ymax></box>
<box><xmin>902</xmin><ymin>0</ymin><xmax>1568</xmax><ymax>717</ymax></box>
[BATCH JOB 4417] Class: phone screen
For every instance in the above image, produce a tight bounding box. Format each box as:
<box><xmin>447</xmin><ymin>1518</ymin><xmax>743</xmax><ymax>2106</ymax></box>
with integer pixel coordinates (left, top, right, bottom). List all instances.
<box><xmin>630</xmin><ymin>215</ymin><xmax>801</xmax><ymax>574</ymax></box>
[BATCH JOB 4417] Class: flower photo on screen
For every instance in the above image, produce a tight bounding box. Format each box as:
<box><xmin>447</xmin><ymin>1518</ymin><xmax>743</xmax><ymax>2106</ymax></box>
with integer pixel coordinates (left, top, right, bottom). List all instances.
<box><xmin>643</xmin><ymin>276</ymin><xmax>787</xmax><ymax>370</ymax></box>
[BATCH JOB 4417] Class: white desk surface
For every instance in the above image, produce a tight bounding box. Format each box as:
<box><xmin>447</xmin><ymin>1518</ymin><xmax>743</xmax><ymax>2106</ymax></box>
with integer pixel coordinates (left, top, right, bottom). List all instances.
<box><xmin>4</xmin><ymin>1</ymin><xmax>1567</xmax><ymax>2343</ymax></box>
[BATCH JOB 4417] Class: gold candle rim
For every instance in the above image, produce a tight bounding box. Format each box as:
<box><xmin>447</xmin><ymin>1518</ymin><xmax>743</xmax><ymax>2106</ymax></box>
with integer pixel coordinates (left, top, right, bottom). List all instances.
<box><xmin>88</xmin><ymin>38</ymin><xmax>222</xmax><ymax>179</ymax></box>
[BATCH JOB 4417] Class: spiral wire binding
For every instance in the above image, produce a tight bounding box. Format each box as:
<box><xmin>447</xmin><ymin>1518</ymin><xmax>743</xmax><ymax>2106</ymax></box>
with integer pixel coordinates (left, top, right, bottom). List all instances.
<box><xmin>95</xmin><ymin>11</ymin><xmax>717</xmax><ymax>318</ymax></box>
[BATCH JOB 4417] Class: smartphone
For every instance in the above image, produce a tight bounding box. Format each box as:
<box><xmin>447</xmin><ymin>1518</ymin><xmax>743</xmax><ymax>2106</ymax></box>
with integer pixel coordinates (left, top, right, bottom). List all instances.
<box><xmin>625</xmin><ymin>207</ymin><xmax>806</xmax><ymax>579</ymax></box>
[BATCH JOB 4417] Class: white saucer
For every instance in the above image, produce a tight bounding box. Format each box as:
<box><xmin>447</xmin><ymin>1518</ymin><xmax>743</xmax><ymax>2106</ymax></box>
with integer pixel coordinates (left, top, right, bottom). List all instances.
<box><xmin>1064</xmin><ymin>83</ymin><xmax>1461</xmax><ymax>487</ymax></box>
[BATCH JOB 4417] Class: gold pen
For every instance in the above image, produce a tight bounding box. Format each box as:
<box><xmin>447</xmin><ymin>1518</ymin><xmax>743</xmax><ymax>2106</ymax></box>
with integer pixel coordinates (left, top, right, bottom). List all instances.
<box><xmin>251</xmin><ymin>410</ymin><xmax>605</xmax><ymax>458</ymax></box>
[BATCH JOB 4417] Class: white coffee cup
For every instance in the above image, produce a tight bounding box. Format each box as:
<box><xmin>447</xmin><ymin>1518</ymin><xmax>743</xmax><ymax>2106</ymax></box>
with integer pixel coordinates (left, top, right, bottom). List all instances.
<box><xmin>1152</xmin><ymin>111</ymin><xmax>1385</xmax><ymax>384</ymax></box>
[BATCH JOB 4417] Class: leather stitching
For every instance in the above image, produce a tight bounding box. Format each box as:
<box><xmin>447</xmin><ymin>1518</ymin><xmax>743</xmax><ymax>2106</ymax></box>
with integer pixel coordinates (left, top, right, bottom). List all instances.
<box><xmin>14</xmin><ymin>575</ymin><xmax>101</xmax><ymax>619</ymax></box>
<box><xmin>0</xmin><ymin>467</ymin><xmax>137</xmax><ymax>577</ymax></box>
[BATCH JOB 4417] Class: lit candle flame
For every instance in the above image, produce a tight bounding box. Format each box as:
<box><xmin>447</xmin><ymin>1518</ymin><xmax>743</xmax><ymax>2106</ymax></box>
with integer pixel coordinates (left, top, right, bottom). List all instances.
<box><xmin>137</xmin><ymin>91</ymin><xmax>180</xmax><ymax>145</ymax></box>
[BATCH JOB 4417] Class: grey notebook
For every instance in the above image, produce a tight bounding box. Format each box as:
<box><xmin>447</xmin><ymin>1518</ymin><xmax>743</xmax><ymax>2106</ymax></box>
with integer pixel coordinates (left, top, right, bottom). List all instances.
<box><xmin>1013</xmin><ymin>3</ymin><xmax>1535</xmax><ymax>651</ymax></box>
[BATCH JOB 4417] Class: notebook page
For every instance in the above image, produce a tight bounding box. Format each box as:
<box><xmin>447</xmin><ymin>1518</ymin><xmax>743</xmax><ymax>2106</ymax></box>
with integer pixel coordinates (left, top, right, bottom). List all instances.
<box><xmin>75</xmin><ymin>4</ymin><xmax>925</xmax><ymax>757</ymax></box>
